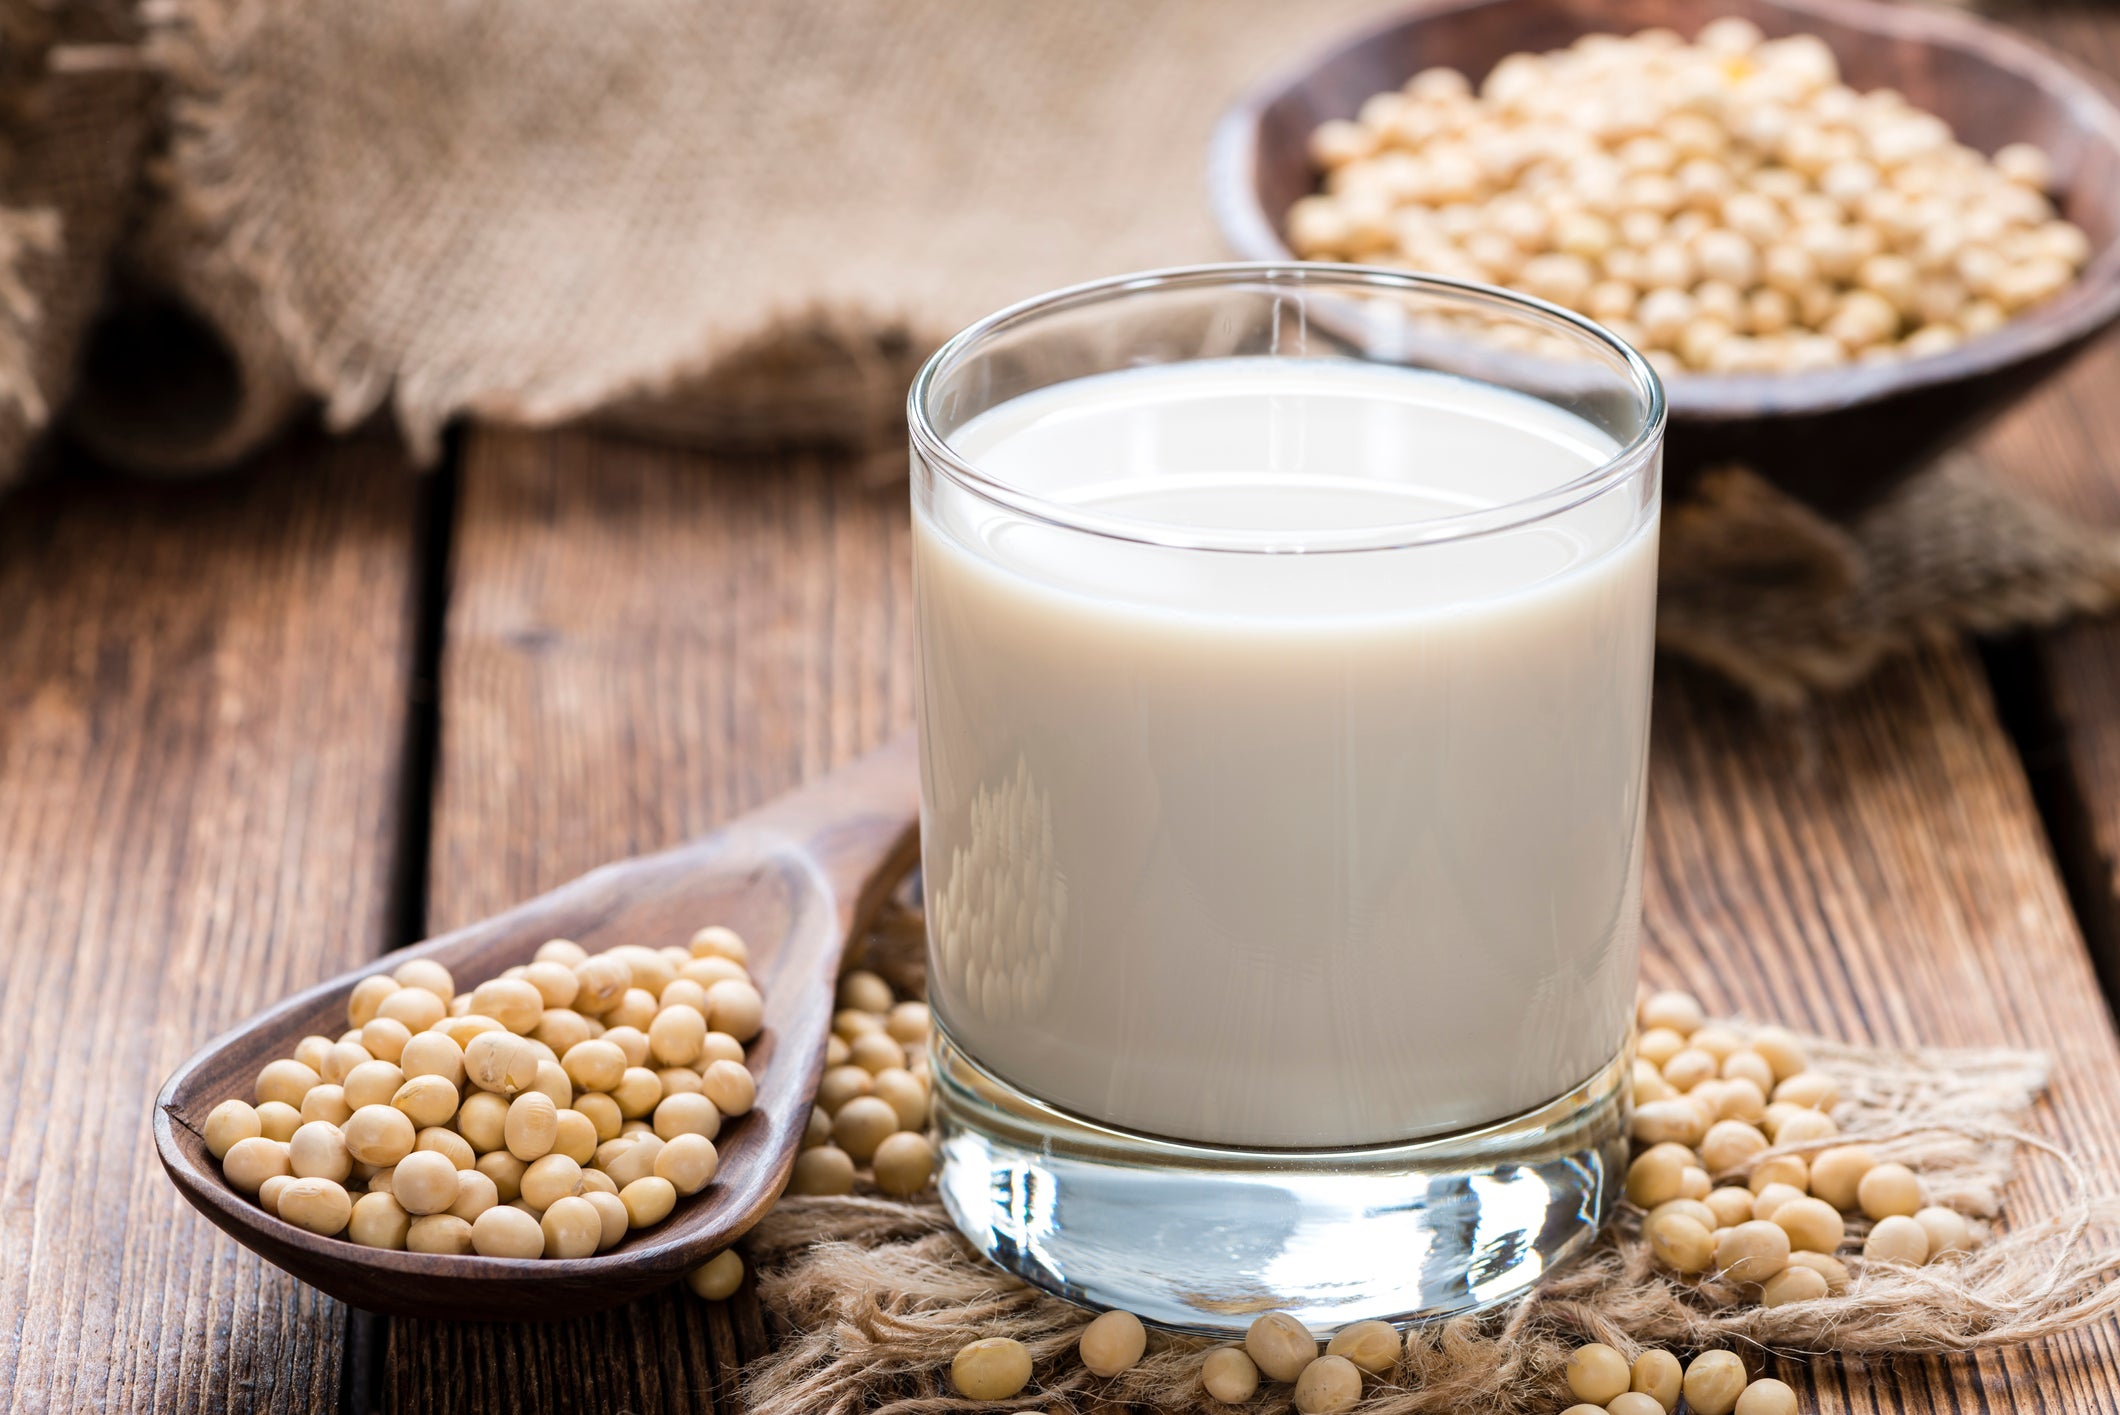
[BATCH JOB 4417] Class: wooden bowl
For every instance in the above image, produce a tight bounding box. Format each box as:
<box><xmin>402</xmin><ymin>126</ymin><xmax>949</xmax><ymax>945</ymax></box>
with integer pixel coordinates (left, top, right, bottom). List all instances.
<box><xmin>1211</xmin><ymin>0</ymin><xmax>2120</xmax><ymax>515</ymax></box>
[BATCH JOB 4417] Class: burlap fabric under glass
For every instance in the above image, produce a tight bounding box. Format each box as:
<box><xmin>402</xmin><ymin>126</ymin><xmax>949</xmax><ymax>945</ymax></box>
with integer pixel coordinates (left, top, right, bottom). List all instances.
<box><xmin>0</xmin><ymin>0</ymin><xmax>2113</xmax><ymax>699</ymax></box>
<box><xmin>733</xmin><ymin>905</ymin><xmax>2120</xmax><ymax>1415</ymax></box>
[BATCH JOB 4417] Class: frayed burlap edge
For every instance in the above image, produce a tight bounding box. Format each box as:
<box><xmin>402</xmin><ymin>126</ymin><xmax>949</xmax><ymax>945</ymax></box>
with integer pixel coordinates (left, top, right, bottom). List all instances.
<box><xmin>736</xmin><ymin>1015</ymin><xmax>2120</xmax><ymax>1415</ymax></box>
<box><xmin>1658</xmin><ymin>456</ymin><xmax>2120</xmax><ymax>706</ymax></box>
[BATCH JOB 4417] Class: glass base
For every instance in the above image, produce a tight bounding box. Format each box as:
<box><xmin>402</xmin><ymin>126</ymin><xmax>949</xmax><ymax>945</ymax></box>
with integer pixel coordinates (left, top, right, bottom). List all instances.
<box><xmin>930</xmin><ymin>1029</ymin><xmax>1629</xmax><ymax>1334</ymax></box>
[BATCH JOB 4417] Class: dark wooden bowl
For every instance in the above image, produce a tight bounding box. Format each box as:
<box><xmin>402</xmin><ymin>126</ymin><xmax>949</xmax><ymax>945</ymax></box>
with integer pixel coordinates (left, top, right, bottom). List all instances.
<box><xmin>153</xmin><ymin>735</ymin><xmax>919</xmax><ymax>1320</ymax></box>
<box><xmin>1211</xmin><ymin>0</ymin><xmax>2120</xmax><ymax>515</ymax></box>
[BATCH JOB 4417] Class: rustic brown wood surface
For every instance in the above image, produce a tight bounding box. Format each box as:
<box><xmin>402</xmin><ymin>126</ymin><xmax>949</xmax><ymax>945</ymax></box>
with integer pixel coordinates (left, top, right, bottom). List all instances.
<box><xmin>0</xmin><ymin>434</ymin><xmax>419</xmax><ymax>1414</ymax></box>
<box><xmin>1975</xmin><ymin>5</ymin><xmax>2120</xmax><ymax>1000</ymax></box>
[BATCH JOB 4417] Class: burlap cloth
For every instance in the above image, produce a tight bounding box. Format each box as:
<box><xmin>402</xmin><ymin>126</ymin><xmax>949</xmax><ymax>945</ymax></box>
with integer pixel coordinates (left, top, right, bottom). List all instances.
<box><xmin>0</xmin><ymin>0</ymin><xmax>2115</xmax><ymax>700</ymax></box>
<box><xmin>730</xmin><ymin>903</ymin><xmax>2120</xmax><ymax>1415</ymax></box>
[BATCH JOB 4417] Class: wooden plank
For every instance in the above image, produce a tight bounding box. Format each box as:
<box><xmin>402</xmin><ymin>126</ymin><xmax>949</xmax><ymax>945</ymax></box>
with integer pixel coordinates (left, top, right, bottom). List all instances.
<box><xmin>0</xmin><ymin>434</ymin><xmax>421</xmax><ymax>1415</ymax></box>
<box><xmin>1970</xmin><ymin>7</ymin><xmax>2120</xmax><ymax>991</ymax></box>
<box><xmin>1645</xmin><ymin>648</ymin><xmax>2120</xmax><ymax>1407</ymax></box>
<box><xmin>384</xmin><ymin>426</ymin><xmax>911</xmax><ymax>1413</ymax></box>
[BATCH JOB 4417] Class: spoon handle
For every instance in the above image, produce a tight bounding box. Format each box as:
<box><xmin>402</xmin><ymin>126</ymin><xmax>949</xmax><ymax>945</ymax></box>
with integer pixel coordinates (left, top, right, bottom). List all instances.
<box><xmin>744</xmin><ymin>732</ymin><xmax>922</xmax><ymax>943</ymax></box>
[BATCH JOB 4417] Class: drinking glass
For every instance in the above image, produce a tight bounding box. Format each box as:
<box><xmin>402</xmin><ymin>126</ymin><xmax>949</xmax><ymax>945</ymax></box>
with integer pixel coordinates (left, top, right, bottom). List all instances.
<box><xmin>907</xmin><ymin>264</ymin><xmax>1664</xmax><ymax>1331</ymax></box>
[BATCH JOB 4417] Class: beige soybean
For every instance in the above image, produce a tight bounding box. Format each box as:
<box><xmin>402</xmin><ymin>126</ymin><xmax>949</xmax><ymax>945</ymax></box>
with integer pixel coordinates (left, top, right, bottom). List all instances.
<box><xmin>470</xmin><ymin>1203</ymin><xmax>545</xmax><ymax>1258</ymax></box>
<box><xmin>621</xmin><ymin>1175</ymin><xmax>677</xmax><ymax>1228</ymax></box>
<box><xmin>348</xmin><ymin>974</ymin><xmax>400</xmax><ymax>1028</ymax></box>
<box><xmin>1808</xmin><ymin>1144</ymin><xmax>1875</xmax><ymax>1211</ymax></box>
<box><xmin>1748</xmin><ymin>1154</ymin><xmax>1808</xmax><ymax>1194</ymax></box>
<box><xmin>456</xmin><ymin>1091</ymin><xmax>510</xmax><ymax>1153</ymax></box>
<box><xmin>1246</xmin><ymin>1311</ymin><xmax>1318</xmax><ymax>1383</ymax></box>
<box><xmin>689</xmin><ymin>925</ymin><xmax>749</xmax><ymax>964</ymax></box>
<box><xmin>1750</xmin><ymin>1183</ymin><xmax>1806</xmax><ymax>1222</ymax></box>
<box><xmin>1630</xmin><ymin>1349</ymin><xmax>1683</xmax><ymax>1411</ymax></box>
<box><xmin>393</xmin><ymin>1150</ymin><xmax>463</xmax><ymax>1215</ymax></box>
<box><xmin>1609</xmin><ymin>1396</ymin><xmax>1666</xmax><ymax>1415</ymax></box>
<box><xmin>613</xmin><ymin>1067</ymin><xmax>664</xmax><ymax>1120</ymax></box>
<box><xmin>341</xmin><ymin>1060</ymin><xmax>406</xmax><ymax>1112</ymax></box>
<box><xmin>350</xmin><ymin>1191</ymin><xmax>411</xmax><ymax>1250</ymax></box>
<box><xmin>1864</xmin><ymin>1213</ymin><xmax>1931</xmax><ymax>1264</ymax></box>
<box><xmin>831</xmin><ymin>1096</ymin><xmax>900</xmax><ymax>1165</ymax></box>
<box><xmin>205</xmin><ymin>1100</ymin><xmax>262</xmax><ymax>1160</ymax></box>
<box><xmin>1772</xmin><ymin>1196</ymin><xmax>1845</xmax><ymax>1253</ymax></box>
<box><xmin>873</xmin><ymin>1130</ymin><xmax>936</xmax><ymax>1197</ymax></box>
<box><xmin>1857</xmin><ymin>1162</ymin><xmax>1924</xmax><ymax>1220</ymax></box>
<box><xmin>951</xmin><ymin>1337</ymin><xmax>1033</xmax><ymax>1401</ymax></box>
<box><xmin>1322</xmin><ymin>1319</ymin><xmax>1396</xmax><ymax>1375</ymax></box>
<box><xmin>344</xmin><ymin>1105</ymin><xmax>416</xmax><ymax>1166</ymax></box>
<box><xmin>700</xmin><ymin>1058</ymin><xmax>756</xmax><ymax>1117</ymax></box>
<box><xmin>519</xmin><ymin>1154</ymin><xmax>585</xmax><ymax>1210</ymax></box>
<box><xmin>1785</xmin><ymin>1249</ymin><xmax>1851</xmax><ymax>1292</ymax></box>
<box><xmin>687</xmin><ymin>1249</ymin><xmax>746</xmax><ymax>1300</ymax></box>
<box><xmin>1202</xmin><ymin>1347</ymin><xmax>1261</xmax><ymax>1403</ymax></box>
<box><xmin>582</xmin><ymin>1189</ymin><xmax>629</xmax><ymax>1250</ymax></box>
<box><xmin>1647</xmin><ymin>1212</ymin><xmax>1716</xmax><ymax>1274</ymax></box>
<box><xmin>476</xmin><ymin>1151</ymin><xmax>527</xmax><ymax>1203</ymax></box>
<box><xmin>886</xmin><ymin>1000</ymin><xmax>930</xmax><ymax>1044</ymax></box>
<box><xmin>789</xmin><ymin>1145</ymin><xmax>856</xmax><ymax>1196</ymax></box>
<box><xmin>256</xmin><ymin>1059</ymin><xmax>321</xmax><ymax>1109</ymax></box>
<box><xmin>1715</xmin><ymin>1220</ymin><xmax>1791</xmax><ymax>1284</ymax></box>
<box><xmin>464</xmin><ymin>1031</ymin><xmax>541</xmax><ymax>1097</ymax></box>
<box><xmin>1736</xmin><ymin>1378</ymin><xmax>1800</xmax><ymax>1415</ymax></box>
<box><xmin>407</xmin><ymin>1214</ymin><xmax>476</xmax><ymax>1255</ymax></box>
<box><xmin>1705</xmin><ymin>1187</ymin><xmax>1756</xmax><ymax>1228</ymax></box>
<box><xmin>541</xmin><ymin>1195</ymin><xmax>603</xmax><ymax>1259</ymax></box>
<box><xmin>288</xmin><ymin>1121</ymin><xmax>354</xmax><ymax>1183</ymax></box>
<box><xmin>1761</xmin><ymin>1264</ymin><xmax>1829</xmax><ymax>1306</ymax></box>
<box><xmin>299</xmin><ymin>1085</ymin><xmax>352</xmax><ymax>1126</ymax></box>
<box><xmin>504</xmin><ymin>1091</ymin><xmax>560</xmax><ymax>1161</ymax></box>
<box><xmin>654</xmin><ymin>1133</ymin><xmax>719</xmax><ymax>1195</ymax></box>
<box><xmin>257</xmin><ymin>1174</ymin><xmax>294</xmax><ymax>1217</ymax></box>
<box><xmin>1079</xmin><ymin>1308</ymin><xmax>1149</xmax><ymax>1377</ymax></box>
<box><xmin>376</xmin><ymin>987</ymin><xmax>446</xmax><ymax>1034</ymax></box>
<box><xmin>277</xmin><ymin>1178</ymin><xmax>353</xmax><ymax>1236</ymax></box>
<box><xmin>600</xmin><ymin>1135</ymin><xmax>663</xmax><ymax>1190</ymax></box>
<box><xmin>648</xmin><ymin>1003</ymin><xmax>708</xmax><ymax>1067</ymax></box>
<box><xmin>391</xmin><ymin>1074</ymin><xmax>460</xmax><ymax>1129</ymax></box>
<box><xmin>1639</xmin><ymin>991</ymin><xmax>1706</xmax><ymax>1036</ymax></box>
<box><xmin>1293</xmin><ymin>1354</ymin><xmax>1362</xmax><ymax>1414</ymax></box>
<box><xmin>815</xmin><ymin>1064</ymin><xmax>874</xmax><ymax>1115</ymax></box>
<box><xmin>224</xmin><ymin>1136</ymin><xmax>291</xmax><ymax>1194</ymax></box>
<box><xmin>561</xmin><ymin>1039</ymin><xmax>626</xmax><ymax>1094</ymax></box>
<box><xmin>706</xmin><ymin>979</ymin><xmax>765</xmax><ymax>1042</ymax></box>
<box><xmin>1773</xmin><ymin>1109</ymin><xmax>1839</xmax><ymax>1144</ymax></box>
<box><xmin>1681</xmin><ymin>1350</ymin><xmax>1749</xmax><ymax>1415</ymax></box>
<box><xmin>416</xmin><ymin>1125</ymin><xmax>475</xmax><ymax>1168</ymax></box>
<box><xmin>1565</xmin><ymin>1343</ymin><xmax>1629</xmax><ymax>1405</ymax></box>
<box><xmin>360</xmin><ymin>1017</ymin><xmax>412</xmax><ymax>1064</ymax></box>
<box><xmin>656</xmin><ymin>1066</ymin><xmax>702</xmax><ymax>1098</ymax></box>
<box><xmin>653</xmin><ymin>1091</ymin><xmax>721</xmax><ymax>1142</ymax></box>
<box><xmin>1916</xmin><ymin>1205</ymin><xmax>1973</xmax><ymax>1258</ymax></box>
<box><xmin>449</xmin><ymin>1168</ymin><xmax>500</xmax><ymax>1221</ymax></box>
<box><xmin>399</xmin><ymin>1031</ymin><xmax>465</xmax><ymax>1088</ymax></box>
<box><xmin>1699</xmin><ymin>1119</ymin><xmax>1769</xmax><ymax>1174</ymax></box>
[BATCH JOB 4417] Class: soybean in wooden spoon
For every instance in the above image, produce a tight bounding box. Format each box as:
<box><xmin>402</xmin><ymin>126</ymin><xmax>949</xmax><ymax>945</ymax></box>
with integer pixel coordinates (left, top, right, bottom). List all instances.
<box><xmin>153</xmin><ymin>734</ymin><xmax>919</xmax><ymax>1321</ymax></box>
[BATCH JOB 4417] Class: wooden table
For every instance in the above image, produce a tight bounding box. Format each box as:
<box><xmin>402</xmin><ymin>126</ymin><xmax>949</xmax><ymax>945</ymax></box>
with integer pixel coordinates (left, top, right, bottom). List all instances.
<box><xmin>10</xmin><ymin>14</ymin><xmax>2120</xmax><ymax>1412</ymax></box>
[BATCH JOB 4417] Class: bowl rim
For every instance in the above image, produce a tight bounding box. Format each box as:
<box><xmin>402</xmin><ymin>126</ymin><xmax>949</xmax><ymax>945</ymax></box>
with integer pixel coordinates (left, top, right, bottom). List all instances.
<box><xmin>1208</xmin><ymin>0</ymin><xmax>2120</xmax><ymax>420</ymax></box>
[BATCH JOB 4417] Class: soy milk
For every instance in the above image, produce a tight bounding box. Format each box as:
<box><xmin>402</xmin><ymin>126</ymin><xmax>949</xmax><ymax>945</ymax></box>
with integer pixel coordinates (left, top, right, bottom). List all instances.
<box><xmin>915</xmin><ymin>357</ymin><xmax>1657</xmax><ymax>1148</ymax></box>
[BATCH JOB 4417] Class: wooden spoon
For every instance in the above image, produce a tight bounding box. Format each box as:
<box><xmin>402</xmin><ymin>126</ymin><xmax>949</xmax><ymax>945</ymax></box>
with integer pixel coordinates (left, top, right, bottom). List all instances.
<box><xmin>154</xmin><ymin>733</ymin><xmax>921</xmax><ymax>1321</ymax></box>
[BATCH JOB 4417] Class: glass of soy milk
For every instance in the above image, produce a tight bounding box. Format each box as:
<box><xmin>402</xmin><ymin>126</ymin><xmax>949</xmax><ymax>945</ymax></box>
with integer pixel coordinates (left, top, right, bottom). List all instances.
<box><xmin>908</xmin><ymin>264</ymin><xmax>1663</xmax><ymax>1331</ymax></box>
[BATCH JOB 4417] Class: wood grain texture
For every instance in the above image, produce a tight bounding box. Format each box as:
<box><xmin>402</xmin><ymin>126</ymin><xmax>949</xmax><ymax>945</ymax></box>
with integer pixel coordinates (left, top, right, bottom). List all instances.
<box><xmin>382</xmin><ymin>426</ymin><xmax>912</xmax><ymax>1411</ymax></box>
<box><xmin>0</xmin><ymin>436</ymin><xmax>419</xmax><ymax>1414</ymax></box>
<box><xmin>1974</xmin><ymin>2</ymin><xmax>2120</xmax><ymax>1006</ymax></box>
<box><xmin>1645</xmin><ymin>648</ymin><xmax>2120</xmax><ymax>1407</ymax></box>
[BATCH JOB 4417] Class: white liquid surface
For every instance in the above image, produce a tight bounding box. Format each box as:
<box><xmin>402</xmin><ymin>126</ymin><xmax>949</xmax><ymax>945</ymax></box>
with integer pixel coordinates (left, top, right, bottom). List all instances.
<box><xmin>914</xmin><ymin>358</ymin><xmax>1658</xmax><ymax>1148</ymax></box>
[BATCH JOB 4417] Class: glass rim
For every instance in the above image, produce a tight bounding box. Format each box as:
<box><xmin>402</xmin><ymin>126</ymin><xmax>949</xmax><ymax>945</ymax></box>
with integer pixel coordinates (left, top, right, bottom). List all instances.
<box><xmin>907</xmin><ymin>262</ymin><xmax>1668</xmax><ymax>555</ymax></box>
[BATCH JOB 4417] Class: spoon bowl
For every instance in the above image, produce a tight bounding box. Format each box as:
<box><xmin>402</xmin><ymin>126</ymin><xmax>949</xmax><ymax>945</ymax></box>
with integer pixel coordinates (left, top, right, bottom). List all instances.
<box><xmin>154</xmin><ymin>735</ymin><xmax>920</xmax><ymax>1320</ymax></box>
